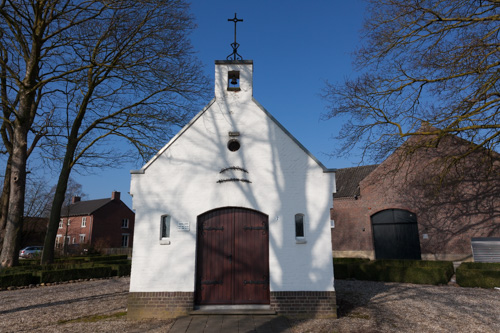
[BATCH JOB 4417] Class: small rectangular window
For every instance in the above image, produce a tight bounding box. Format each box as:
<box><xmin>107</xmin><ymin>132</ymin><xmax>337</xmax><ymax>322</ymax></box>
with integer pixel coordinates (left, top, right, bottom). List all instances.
<box><xmin>161</xmin><ymin>215</ymin><xmax>171</xmax><ymax>239</ymax></box>
<box><xmin>121</xmin><ymin>218</ymin><xmax>129</xmax><ymax>228</ymax></box>
<box><xmin>67</xmin><ymin>219</ymin><xmax>71</xmax><ymax>226</ymax></box>
<box><xmin>295</xmin><ymin>214</ymin><xmax>307</xmax><ymax>244</ymax></box>
<box><xmin>79</xmin><ymin>234</ymin><xmax>85</xmax><ymax>243</ymax></box>
<box><xmin>81</xmin><ymin>217</ymin><xmax>87</xmax><ymax>227</ymax></box>
<box><xmin>121</xmin><ymin>234</ymin><xmax>129</xmax><ymax>247</ymax></box>
<box><xmin>59</xmin><ymin>220</ymin><xmax>63</xmax><ymax>229</ymax></box>
<box><xmin>295</xmin><ymin>214</ymin><xmax>304</xmax><ymax>237</ymax></box>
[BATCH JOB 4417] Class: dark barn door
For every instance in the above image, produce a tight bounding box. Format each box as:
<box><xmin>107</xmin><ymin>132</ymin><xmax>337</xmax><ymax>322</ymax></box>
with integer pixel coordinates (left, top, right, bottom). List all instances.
<box><xmin>195</xmin><ymin>207</ymin><xmax>269</xmax><ymax>305</ymax></box>
<box><xmin>371</xmin><ymin>209</ymin><xmax>421</xmax><ymax>260</ymax></box>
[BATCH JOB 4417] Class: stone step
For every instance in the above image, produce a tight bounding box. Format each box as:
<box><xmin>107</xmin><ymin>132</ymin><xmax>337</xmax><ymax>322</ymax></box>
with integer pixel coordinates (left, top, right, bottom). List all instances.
<box><xmin>190</xmin><ymin>305</ymin><xmax>276</xmax><ymax>315</ymax></box>
<box><xmin>190</xmin><ymin>309</ymin><xmax>277</xmax><ymax>315</ymax></box>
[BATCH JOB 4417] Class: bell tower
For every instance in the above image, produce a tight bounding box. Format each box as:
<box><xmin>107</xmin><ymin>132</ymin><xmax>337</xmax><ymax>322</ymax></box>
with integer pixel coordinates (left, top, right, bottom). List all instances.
<box><xmin>215</xmin><ymin>13</ymin><xmax>252</xmax><ymax>100</ymax></box>
<box><xmin>214</xmin><ymin>60</ymin><xmax>253</xmax><ymax>100</ymax></box>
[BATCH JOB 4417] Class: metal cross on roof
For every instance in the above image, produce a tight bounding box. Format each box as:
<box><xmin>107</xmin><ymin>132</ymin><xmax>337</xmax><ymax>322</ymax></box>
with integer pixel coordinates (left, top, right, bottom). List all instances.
<box><xmin>227</xmin><ymin>13</ymin><xmax>243</xmax><ymax>60</ymax></box>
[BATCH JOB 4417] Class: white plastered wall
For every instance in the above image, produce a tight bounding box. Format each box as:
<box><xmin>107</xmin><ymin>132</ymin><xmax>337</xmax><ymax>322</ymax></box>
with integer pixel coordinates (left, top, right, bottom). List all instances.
<box><xmin>129</xmin><ymin>61</ymin><xmax>335</xmax><ymax>293</ymax></box>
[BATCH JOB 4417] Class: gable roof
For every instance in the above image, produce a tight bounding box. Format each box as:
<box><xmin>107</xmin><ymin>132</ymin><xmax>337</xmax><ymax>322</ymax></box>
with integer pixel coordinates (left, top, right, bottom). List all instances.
<box><xmin>132</xmin><ymin>97</ymin><xmax>336</xmax><ymax>174</ymax></box>
<box><xmin>334</xmin><ymin>164</ymin><xmax>379</xmax><ymax>198</ymax></box>
<box><xmin>61</xmin><ymin>198</ymin><xmax>112</xmax><ymax>217</ymax></box>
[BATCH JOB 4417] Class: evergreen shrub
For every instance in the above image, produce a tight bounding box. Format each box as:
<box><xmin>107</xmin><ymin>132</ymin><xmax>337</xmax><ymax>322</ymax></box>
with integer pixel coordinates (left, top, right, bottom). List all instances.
<box><xmin>334</xmin><ymin>259</ymin><xmax>454</xmax><ymax>285</ymax></box>
<box><xmin>40</xmin><ymin>266</ymin><xmax>113</xmax><ymax>283</ymax></box>
<box><xmin>456</xmin><ymin>262</ymin><xmax>500</xmax><ymax>288</ymax></box>
<box><xmin>86</xmin><ymin>255</ymin><xmax>128</xmax><ymax>262</ymax></box>
<box><xmin>0</xmin><ymin>273</ymin><xmax>39</xmax><ymax>288</ymax></box>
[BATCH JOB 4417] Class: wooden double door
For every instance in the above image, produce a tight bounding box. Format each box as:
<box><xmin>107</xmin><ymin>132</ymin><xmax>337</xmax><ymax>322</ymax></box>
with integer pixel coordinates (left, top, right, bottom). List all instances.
<box><xmin>372</xmin><ymin>209</ymin><xmax>422</xmax><ymax>260</ymax></box>
<box><xmin>195</xmin><ymin>207</ymin><xmax>270</xmax><ymax>305</ymax></box>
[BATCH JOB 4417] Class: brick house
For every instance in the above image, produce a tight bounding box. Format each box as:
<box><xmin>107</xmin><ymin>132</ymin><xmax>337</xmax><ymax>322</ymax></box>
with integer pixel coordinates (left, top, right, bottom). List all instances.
<box><xmin>331</xmin><ymin>133</ymin><xmax>500</xmax><ymax>261</ymax></box>
<box><xmin>56</xmin><ymin>191</ymin><xmax>135</xmax><ymax>252</ymax></box>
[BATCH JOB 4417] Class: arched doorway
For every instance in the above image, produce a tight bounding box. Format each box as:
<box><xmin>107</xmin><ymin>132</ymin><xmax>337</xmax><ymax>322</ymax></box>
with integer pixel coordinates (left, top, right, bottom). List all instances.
<box><xmin>195</xmin><ymin>207</ymin><xmax>270</xmax><ymax>305</ymax></box>
<box><xmin>371</xmin><ymin>209</ymin><xmax>421</xmax><ymax>260</ymax></box>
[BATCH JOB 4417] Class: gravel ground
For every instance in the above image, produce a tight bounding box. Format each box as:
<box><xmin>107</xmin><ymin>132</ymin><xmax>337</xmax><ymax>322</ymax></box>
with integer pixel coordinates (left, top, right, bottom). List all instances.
<box><xmin>0</xmin><ymin>277</ymin><xmax>498</xmax><ymax>333</ymax></box>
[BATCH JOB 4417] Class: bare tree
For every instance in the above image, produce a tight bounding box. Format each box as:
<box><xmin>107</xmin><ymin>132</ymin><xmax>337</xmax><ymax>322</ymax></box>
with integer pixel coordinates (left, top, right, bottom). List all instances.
<box><xmin>23</xmin><ymin>176</ymin><xmax>85</xmax><ymax>219</ymax></box>
<box><xmin>0</xmin><ymin>0</ymin><xmax>54</xmax><ymax>266</ymax></box>
<box><xmin>0</xmin><ymin>0</ymin><xmax>209</xmax><ymax>267</ymax></box>
<box><xmin>323</xmin><ymin>0</ymin><xmax>500</xmax><ymax>164</ymax></box>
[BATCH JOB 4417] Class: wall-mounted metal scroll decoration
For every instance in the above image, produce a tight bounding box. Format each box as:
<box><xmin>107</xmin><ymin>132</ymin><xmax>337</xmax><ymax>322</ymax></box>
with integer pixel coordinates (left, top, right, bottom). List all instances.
<box><xmin>220</xmin><ymin>166</ymin><xmax>249</xmax><ymax>174</ymax></box>
<box><xmin>201</xmin><ymin>280</ymin><xmax>223</xmax><ymax>285</ymax></box>
<box><xmin>203</xmin><ymin>226</ymin><xmax>224</xmax><ymax>231</ymax></box>
<box><xmin>243</xmin><ymin>221</ymin><xmax>268</xmax><ymax>234</ymax></box>
<box><xmin>217</xmin><ymin>178</ymin><xmax>252</xmax><ymax>184</ymax></box>
<box><xmin>199</xmin><ymin>222</ymin><xmax>224</xmax><ymax>236</ymax></box>
<box><xmin>200</xmin><ymin>280</ymin><xmax>223</xmax><ymax>290</ymax></box>
<box><xmin>243</xmin><ymin>275</ymin><xmax>268</xmax><ymax>289</ymax></box>
<box><xmin>227</xmin><ymin>13</ymin><xmax>243</xmax><ymax>60</ymax></box>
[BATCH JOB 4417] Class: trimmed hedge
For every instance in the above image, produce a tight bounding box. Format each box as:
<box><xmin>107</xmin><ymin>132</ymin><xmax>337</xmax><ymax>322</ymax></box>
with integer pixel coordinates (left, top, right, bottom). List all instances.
<box><xmin>110</xmin><ymin>263</ymin><xmax>131</xmax><ymax>276</ymax></box>
<box><xmin>0</xmin><ymin>255</ymin><xmax>132</xmax><ymax>288</ymax></box>
<box><xmin>333</xmin><ymin>257</ymin><xmax>370</xmax><ymax>264</ymax></box>
<box><xmin>0</xmin><ymin>273</ymin><xmax>39</xmax><ymax>288</ymax></box>
<box><xmin>39</xmin><ymin>266</ymin><xmax>113</xmax><ymax>283</ymax></box>
<box><xmin>86</xmin><ymin>255</ymin><xmax>128</xmax><ymax>262</ymax></box>
<box><xmin>334</xmin><ymin>259</ymin><xmax>454</xmax><ymax>285</ymax></box>
<box><xmin>456</xmin><ymin>262</ymin><xmax>500</xmax><ymax>288</ymax></box>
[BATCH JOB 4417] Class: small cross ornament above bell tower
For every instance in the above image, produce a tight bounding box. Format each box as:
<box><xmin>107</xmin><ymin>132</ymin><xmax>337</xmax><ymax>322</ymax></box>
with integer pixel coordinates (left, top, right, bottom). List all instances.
<box><xmin>227</xmin><ymin>13</ymin><xmax>243</xmax><ymax>60</ymax></box>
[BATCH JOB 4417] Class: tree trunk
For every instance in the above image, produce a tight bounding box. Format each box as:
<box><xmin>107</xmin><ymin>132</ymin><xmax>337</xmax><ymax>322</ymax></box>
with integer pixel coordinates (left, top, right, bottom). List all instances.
<box><xmin>0</xmin><ymin>156</ymin><xmax>12</xmax><ymax>255</ymax></box>
<box><xmin>41</xmin><ymin>142</ymin><xmax>77</xmax><ymax>264</ymax></box>
<box><xmin>0</xmin><ymin>126</ymin><xmax>28</xmax><ymax>267</ymax></box>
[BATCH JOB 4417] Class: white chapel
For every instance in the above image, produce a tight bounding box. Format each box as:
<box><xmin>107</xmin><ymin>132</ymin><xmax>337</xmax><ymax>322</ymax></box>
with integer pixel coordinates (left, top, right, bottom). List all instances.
<box><xmin>128</xmin><ymin>59</ymin><xmax>337</xmax><ymax>319</ymax></box>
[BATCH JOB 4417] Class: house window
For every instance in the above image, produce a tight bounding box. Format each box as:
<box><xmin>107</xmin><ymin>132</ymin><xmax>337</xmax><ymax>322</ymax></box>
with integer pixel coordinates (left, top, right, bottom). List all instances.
<box><xmin>56</xmin><ymin>235</ymin><xmax>62</xmax><ymax>248</ymax></box>
<box><xmin>59</xmin><ymin>220</ymin><xmax>63</xmax><ymax>229</ymax></box>
<box><xmin>295</xmin><ymin>214</ymin><xmax>306</xmax><ymax>244</ymax></box>
<box><xmin>81</xmin><ymin>217</ymin><xmax>86</xmax><ymax>227</ymax></box>
<box><xmin>67</xmin><ymin>219</ymin><xmax>71</xmax><ymax>226</ymax></box>
<box><xmin>121</xmin><ymin>218</ymin><xmax>129</xmax><ymax>228</ymax></box>
<box><xmin>121</xmin><ymin>234</ymin><xmax>129</xmax><ymax>247</ymax></box>
<box><xmin>72</xmin><ymin>237</ymin><xmax>76</xmax><ymax>244</ymax></box>
<box><xmin>79</xmin><ymin>234</ymin><xmax>85</xmax><ymax>243</ymax></box>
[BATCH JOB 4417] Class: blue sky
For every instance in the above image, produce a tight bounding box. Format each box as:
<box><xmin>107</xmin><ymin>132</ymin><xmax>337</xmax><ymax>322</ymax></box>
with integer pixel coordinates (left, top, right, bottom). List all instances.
<box><xmin>75</xmin><ymin>0</ymin><xmax>367</xmax><ymax>207</ymax></box>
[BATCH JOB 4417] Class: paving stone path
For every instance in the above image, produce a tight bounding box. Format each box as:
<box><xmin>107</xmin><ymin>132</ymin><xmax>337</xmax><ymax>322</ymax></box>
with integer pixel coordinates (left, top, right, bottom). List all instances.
<box><xmin>169</xmin><ymin>315</ymin><xmax>292</xmax><ymax>333</ymax></box>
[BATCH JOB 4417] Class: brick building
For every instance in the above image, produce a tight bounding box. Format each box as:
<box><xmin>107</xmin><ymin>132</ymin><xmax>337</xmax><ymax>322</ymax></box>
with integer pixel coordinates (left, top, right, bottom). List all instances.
<box><xmin>57</xmin><ymin>191</ymin><xmax>134</xmax><ymax>252</ymax></box>
<box><xmin>331</xmin><ymin>134</ymin><xmax>500</xmax><ymax>261</ymax></box>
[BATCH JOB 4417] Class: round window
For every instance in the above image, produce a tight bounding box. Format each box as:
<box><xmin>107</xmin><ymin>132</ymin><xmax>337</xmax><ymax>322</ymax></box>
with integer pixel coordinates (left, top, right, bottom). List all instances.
<box><xmin>227</xmin><ymin>139</ymin><xmax>240</xmax><ymax>152</ymax></box>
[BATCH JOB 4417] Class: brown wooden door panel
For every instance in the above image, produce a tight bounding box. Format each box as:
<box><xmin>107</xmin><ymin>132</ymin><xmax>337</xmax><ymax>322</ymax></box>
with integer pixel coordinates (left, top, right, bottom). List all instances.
<box><xmin>234</xmin><ymin>208</ymin><xmax>269</xmax><ymax>304</ymax></box>
<box><xmin>196</xmin><ymin>208</ymin><xmax>269</xmax><ymax>305</ymax></box>
<box><xmin>196</xmin><ymin>209</ymin><xmax>233</xmax><ymax>304</ymax></box>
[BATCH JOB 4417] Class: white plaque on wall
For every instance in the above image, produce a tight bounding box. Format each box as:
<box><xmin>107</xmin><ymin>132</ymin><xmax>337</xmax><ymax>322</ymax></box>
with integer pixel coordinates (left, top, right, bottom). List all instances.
<box><xmin>177</xmin><ymin>222</ymin><xmax>190</xmax><ymax>231</ymax></box>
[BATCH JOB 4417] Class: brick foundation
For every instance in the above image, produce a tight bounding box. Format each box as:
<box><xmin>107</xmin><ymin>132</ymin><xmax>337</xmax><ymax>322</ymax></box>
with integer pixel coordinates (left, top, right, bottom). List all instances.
<box><xmin>128</xmin><ymin>290</ymin><xmax>337</xmax><ymax>319</ymax></box>
<box><xmin>127</xmin><ymin>292</ymin><xmax>194</xmax><ymax>319</ymax></box>
<box><xmin>270</xmin><ymin>291</ymin><xmax>337</xmax><ymax>318</ymax></box>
